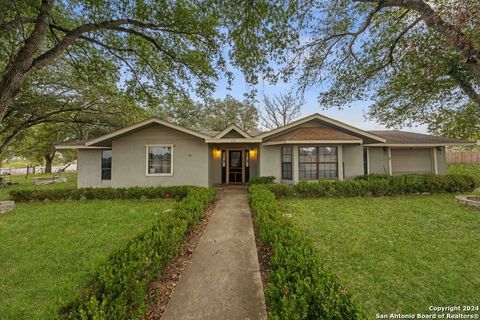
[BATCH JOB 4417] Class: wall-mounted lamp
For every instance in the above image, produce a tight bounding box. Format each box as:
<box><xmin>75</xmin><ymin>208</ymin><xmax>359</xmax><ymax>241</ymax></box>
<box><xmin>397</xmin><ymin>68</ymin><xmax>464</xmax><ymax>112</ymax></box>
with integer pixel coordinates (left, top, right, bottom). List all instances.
<box><xmin>383</xmin><ymin>147</ymin><xmax>388</xmax><ymax>153</ymax></box>
<box><xmin>213</xmin><ymin>148</ymin><xmax>221</xmax><ymax>159</ymax></box>
<box><xmin>436</xmin><ymin>146</ymin><xmax>442</xmax><ymax>152</ymax></box>
<box><xmin>249</xmin><ymin>148</ymin><xmax>257</xmax><ymax>160</ymax></box>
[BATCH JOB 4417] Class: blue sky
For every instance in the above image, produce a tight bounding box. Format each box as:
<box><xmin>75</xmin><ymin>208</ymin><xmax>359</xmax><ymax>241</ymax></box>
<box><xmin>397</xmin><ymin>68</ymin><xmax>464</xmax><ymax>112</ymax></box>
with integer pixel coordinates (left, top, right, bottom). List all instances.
<box><xmin>212</xmin><ymin>67</ymin><xmax>429</xmax><ymax>133</ymax></box>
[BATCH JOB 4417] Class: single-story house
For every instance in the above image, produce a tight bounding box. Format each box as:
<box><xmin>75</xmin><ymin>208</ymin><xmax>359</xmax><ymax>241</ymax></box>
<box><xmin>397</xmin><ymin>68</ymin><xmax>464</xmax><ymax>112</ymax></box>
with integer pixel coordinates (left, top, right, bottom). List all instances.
<box><xmin>56</xmin><ymin>113</ymin><xmax>473</xmax><ymax>188</ymax></box>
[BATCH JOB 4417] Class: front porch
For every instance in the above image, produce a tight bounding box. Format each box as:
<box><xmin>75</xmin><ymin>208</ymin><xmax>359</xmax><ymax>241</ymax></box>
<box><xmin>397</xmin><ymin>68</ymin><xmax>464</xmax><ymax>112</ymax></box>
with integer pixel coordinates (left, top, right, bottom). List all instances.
<box><xmin>208</xmin><ymin>144</ymin><xmax>260</xmax><ymax>185</ymax></box>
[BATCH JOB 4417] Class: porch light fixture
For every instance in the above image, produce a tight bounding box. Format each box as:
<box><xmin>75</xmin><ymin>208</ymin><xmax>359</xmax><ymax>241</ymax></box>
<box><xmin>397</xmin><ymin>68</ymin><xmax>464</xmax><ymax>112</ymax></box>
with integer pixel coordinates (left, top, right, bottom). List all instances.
<box><xmin>249</xmin><ymin>148</ymin><xmax>257</xmax><ymax>160</ymax></box>
<box><xmin>213</xmin><ymin>148</ymin><xmax>221</xmax><ymax>159</ymax></box>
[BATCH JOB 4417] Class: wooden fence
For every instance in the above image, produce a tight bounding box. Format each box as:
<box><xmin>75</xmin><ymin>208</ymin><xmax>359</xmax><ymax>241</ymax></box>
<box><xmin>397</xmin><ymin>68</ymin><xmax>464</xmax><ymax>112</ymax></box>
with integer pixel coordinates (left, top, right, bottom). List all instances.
<box><xmin>446</xmin><ymin>152</ymin><xmax>480</xmax><ymax>164</ymax></box>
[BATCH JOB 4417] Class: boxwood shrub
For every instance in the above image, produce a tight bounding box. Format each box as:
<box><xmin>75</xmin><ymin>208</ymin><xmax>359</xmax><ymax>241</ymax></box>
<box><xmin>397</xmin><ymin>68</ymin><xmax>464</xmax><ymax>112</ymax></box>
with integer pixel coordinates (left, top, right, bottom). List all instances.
<box><xmin>10</xmin><ymin>186</ymin><xmax>190</xmax><ymax>202</ymax></box>
<box><xmin>57</xmin><ymin>187</ymin><xmax>215</xmax><ymax>320</ymax></box>
<box><xmin>248</xmin><ymin>176</ymin><xmax>276</xmax><ymax>185</ymax></box>
<box><xmin>262</xmin><ymin>174</ymin><xmax>478</xmax><ymax>198</ymax></box>
<box><xmin>248</xmin><ymin>185</ymin><xmax>364</xmax><ymax>319</ymax></box>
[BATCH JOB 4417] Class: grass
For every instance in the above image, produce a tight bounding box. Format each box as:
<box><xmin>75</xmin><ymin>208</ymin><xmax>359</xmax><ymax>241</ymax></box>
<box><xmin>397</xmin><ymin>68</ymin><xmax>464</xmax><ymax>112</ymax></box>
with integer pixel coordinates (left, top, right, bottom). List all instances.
<box><xmin>0</xmin><ymin>171</ymin><xmax>77</xmax><ymax>200</ymax></box>
<box><xmin>0</xmin><ymin>199</ymin><xmax>175</xmax><ymax>320</ymax></box>
<box><xmin>282</xmin><ymin>195</ymin><xmax>480</xmax><ymax>318</ymax></box>
<box><xmin>448</xmin><ymin>163</ymin><xmax>480</xmax><ymax>182</ymax></box>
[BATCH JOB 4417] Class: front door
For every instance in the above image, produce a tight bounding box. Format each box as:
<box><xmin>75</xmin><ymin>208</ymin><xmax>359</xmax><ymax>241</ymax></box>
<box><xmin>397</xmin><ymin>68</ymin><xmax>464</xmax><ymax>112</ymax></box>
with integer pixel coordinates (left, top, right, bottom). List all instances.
<box><xmin>228</xmin><ymin>150</ymin><xmax>243</xmax><ymax>184</ymax></box>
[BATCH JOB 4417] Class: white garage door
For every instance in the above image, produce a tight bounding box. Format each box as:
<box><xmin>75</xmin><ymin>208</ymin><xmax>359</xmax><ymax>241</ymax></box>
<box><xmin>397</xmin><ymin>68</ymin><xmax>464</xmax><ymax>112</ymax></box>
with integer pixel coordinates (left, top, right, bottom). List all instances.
<box><xmin>391</xmin><ymin>148</ymin><xmax>433</xmax><ymax>175</ymax></box>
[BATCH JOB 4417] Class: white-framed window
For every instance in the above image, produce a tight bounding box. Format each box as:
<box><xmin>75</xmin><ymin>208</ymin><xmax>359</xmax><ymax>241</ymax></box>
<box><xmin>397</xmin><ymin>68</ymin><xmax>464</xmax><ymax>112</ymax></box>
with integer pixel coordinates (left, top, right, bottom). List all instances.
<box><xmin>146</xmin><ymin>145</ymin><xmax>173</xmax><ymax>176</ymax></box>
<box><xmin>299</xmin><ymin>146</ymin><xmax>338</xmax><ymax>180</ymax></box>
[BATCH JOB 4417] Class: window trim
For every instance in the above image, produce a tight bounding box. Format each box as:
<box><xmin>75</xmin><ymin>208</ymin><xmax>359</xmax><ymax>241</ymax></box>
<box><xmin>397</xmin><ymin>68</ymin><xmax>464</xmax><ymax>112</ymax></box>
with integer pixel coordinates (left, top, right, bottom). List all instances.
<box><xmin>281</xmin><ymin>146</ymin><xmax>293</xmax><ymax>180</ymax></box>
<box><xmin>298</xmin><ymin>145</ymin><xmax>338</xmax><ymax>180</ymax></box>
<box><xmin>145</xmin><ymin>144</ymin><xmax>174</xmax><ymax>176</ymax></box>
<box><xmin>101</xmin><ymin>149</ymin><xmax>112</xmax><ymax>181</ymax></box>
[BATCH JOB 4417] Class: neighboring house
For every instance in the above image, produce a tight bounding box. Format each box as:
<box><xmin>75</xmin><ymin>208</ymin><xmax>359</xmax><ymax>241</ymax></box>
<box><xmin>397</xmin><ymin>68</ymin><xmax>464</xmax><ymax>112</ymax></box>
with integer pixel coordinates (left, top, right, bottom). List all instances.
<box><xmin>56</xmin><ymin>113</ymin><xmax>473</xmax><ymax>188</ymax></box>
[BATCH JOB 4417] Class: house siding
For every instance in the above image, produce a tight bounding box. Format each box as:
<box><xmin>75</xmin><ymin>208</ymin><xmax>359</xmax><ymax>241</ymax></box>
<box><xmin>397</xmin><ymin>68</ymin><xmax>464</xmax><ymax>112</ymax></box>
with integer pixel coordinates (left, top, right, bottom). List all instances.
<box><xmin>77</xmin><ymin>149</ymin><xmax>111</xmax><ymax>188</ymax></box>
<box><xmin>343</xmin><ymin>144</ymin><xmax>364</xmax><ymax>179</ymax></box>
<box><xmin>368</xmin><ymin>147</ymin><xmax>391</xmax><ymax>175</ymax></box>
<box><xmin>111</xmin><ymin>126</ymin><xmax>209</xmax><ymax>187</ymax></box>
<box><xmin>436</xmin><ymin>147</ymin><xmax>447</xmax><ymax>174</ymax></box>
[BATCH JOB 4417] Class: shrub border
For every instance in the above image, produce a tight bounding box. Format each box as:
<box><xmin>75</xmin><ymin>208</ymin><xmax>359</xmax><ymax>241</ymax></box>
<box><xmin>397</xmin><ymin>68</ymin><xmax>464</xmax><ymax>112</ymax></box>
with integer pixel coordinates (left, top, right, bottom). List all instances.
<box><xmin>259</xmin><ymin>173</ymin><xmax>479</xmax><ymax>199</ymax></box>
<box><xmin>248</xmin><ymin>185</ymin><xmax>365</xmax><ymax>319</ymax></box>
<box><xmin>57</xmin><ymin>186</ymin><xmax>215</xmax><ymax>319</ymax></box>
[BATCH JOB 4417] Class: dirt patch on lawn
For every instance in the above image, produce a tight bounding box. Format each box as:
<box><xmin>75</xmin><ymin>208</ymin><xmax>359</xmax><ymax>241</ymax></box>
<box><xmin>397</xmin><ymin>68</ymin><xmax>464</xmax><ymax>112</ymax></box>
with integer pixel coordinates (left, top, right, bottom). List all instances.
<box><xmin>143</xmin><ymin>199</ymin><xmax>218</xmax><ymax>320</ymax></box>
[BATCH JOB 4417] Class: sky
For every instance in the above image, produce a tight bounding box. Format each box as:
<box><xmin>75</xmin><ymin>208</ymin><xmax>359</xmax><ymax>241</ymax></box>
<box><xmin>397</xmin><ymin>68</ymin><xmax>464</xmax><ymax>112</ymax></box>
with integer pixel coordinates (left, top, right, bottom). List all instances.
<box><xmin>212</xmin><ymin>67</ymin><xmax>429</xmax><ymax>133</ymax></box>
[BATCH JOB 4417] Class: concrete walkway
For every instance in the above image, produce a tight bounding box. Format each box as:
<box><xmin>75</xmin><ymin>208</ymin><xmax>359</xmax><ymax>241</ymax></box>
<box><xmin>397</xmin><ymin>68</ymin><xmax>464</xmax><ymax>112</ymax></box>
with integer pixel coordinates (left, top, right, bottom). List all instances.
<box><xmin>161</xmin><ymin>186</ymin><xmax>267</xmax><ymax>320</ymax></box>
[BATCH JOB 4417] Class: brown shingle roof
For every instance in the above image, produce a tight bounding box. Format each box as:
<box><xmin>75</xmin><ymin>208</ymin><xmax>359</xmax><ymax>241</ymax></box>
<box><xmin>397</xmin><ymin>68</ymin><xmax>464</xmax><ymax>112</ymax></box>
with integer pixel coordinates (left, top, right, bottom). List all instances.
<box><xmin>368</xmin><ymin>130</ymin><xmax>472</xmax><ymax>144</ymax></box>
<box><xmin>268</xmin><ymin>127</ymin><xmax>362</xmax><ymax>142</ymax></box>
<box><xmin>201</xmin><ymin>130</ymin><xmax>264</xmax><ymax>137</ymax></box>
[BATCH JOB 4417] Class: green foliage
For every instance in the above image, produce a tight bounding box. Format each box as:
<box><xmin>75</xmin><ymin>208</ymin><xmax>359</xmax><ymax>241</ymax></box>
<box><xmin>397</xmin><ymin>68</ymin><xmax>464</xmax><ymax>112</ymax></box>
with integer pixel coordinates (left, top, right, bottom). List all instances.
<box><xmin>248</xmin><ymin>185</ymin><xmax>364</xmax><ymax>319</ymax></box>
<box><xmin>0</xmin><ymin>199</ymin><xmax>174</xmax><ymax>320</ymax></box>
<box><xmin>428</xmin><ymin>102</ymin><xmax>480</xmax><ymax>141</ymax></box>
<box><xmin>448</xmin><ymin>164</ymin><xmax>480</xmax><ymax>182</ymax></box>
<box><xmin>262</xmin><ymin>174</ymin><xmax>479</xmax><ymax>198</ymax></box>
<box><xmin>248</xmin><ymin>176</ymin><xmax>276</xmax><ymax>185</ymax></box>
<box><xmin>284</xmin><ymin>195</ymin><xmax>480</xmax><ymax>315</ymax></box>
<box><xmin>164</xmin><ymin>95</ymin><xmax>260</xmax><ymax>131</ymax></box>
<box><xmin>58</xmin><ymin>187</ymin><xmax>215</xmax><ymax>319</ymax></box>
<box><xmin>10</xmin><ymin>186</ymin><xmax>193</xmax><ymax>202</ymax></box>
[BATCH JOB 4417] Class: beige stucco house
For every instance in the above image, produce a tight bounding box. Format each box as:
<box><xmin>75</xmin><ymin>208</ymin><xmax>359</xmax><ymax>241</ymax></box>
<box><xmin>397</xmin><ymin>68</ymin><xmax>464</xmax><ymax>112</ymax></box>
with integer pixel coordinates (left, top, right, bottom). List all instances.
<box><xmin>57</xmin><ymin>113</ymin><xmax>473</xmax><ymax>188</ymax></box>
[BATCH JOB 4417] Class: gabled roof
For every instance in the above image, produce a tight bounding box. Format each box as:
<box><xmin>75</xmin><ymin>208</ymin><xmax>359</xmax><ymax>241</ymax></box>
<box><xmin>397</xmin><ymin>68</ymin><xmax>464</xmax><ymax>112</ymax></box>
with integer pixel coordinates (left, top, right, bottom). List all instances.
<box><xmin>85</xmin><ymin>117</ymin><xmax>208</xmax><ymax>146</ymax></box>
<box><xmin>258</xmin><ymin>113</ymin><xmax>386</xmax><ymax>143</ymax></box>
<box><xmin>214</xmin><ymin>124</ymin><xmax>251</xmax><ymax>139</ymax></box>
<box><xmin>365</xmin><ymin>131</ymin><xmax>475</xmax><ymax>146</ymax></box>
<box><xmin>263</xmin><ymin>127</ymin><xmax>363</xmax><ymax>145</ymax></box>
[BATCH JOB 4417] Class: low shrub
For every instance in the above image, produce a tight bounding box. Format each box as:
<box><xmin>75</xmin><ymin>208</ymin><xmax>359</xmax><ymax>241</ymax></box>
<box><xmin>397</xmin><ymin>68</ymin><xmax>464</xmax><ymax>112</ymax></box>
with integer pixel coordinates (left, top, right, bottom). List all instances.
<box><xmin>353</xmin><ymin>173</ymin><xmax>390</xmax><ymax>181</ymax></box>
<box><xmin>248</xmin><ymin>185</ymin><xmax>364</xmax><ymax>319</ymax></box>
<box><xmin>248</xmin><ymin>176</ymin><xmax>276</xmax><ymax>185</ymax></box>
<box><xmin>58</xmin><ymin>187</ymin><xmax>215</xmax><ymax>319</ymax></box>
<box><xmin>10</xmin><ymin>186</ymin><xmax>190</xmax><ymax>202</ymax></box>
<box><xmin>262</xmin><ymin>173</ymin><xmax>478</xmax><ymax>198</ymax></box>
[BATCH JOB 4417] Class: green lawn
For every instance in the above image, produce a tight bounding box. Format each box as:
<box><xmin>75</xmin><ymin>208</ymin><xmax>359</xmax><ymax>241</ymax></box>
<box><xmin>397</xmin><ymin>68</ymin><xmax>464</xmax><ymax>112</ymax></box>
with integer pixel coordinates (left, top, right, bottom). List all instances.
<box><xmin>448</xmin><ymin>163</ymin><xmax>480</xmax><ymax>182</ymax></box>
<box><xmin>0</xmin><ymin>171</ymin><xmax>77</xmax><ymax>200</ymax></box>
<box><xmin>0</xmin><ymin>199</ymin><xmax>174</xmax><ymax>320</ymax></box>
<box><xmin>282</xmin><ymin>195</ymin><xmax>480</xmax><ymax>317</ymax></box>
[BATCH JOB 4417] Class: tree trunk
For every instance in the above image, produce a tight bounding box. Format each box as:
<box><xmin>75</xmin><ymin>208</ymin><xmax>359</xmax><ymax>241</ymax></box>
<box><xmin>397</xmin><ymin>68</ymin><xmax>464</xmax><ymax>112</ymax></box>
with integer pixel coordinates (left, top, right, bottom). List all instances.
<box><xmin>0</xmin><ymin>0</ymin><xmax>53</xmax><ymax>122</ymax></box>
<box><xmin>44</xmin><ymin>153</ymin><xmax>55</xmax><ymax>173</ymax></box>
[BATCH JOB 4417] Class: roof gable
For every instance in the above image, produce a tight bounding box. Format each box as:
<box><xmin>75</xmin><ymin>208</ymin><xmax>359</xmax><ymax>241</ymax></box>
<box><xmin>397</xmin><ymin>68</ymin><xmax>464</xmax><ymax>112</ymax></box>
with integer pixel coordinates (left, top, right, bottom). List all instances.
<box><xmin>86</xmin><ymin>117</ymin><xmax>208</xmax><ymax>146</ymax></box>
<box><xmin>259</xmin><ymin>113</ymin><xmax>386</xmax><ymax>143</ymax></box>
<box><xmin>266</xmin><ymin>127</ymin><xmax>362</xmax><ymax>144</ymax></box>
<box><xmin>214</xmin><ymin>124</ymin><xmax>251</xmax><ymax>139</ymax></box>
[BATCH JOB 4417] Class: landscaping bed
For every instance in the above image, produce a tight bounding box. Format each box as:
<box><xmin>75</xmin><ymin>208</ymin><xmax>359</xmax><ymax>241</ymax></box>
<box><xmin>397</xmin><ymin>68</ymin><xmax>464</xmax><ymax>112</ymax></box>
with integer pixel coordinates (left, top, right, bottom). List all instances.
<box><xmin>0</xmin><ymin>199</ymin><xmax>174</xmax><ymax>320</ymax></box>
<box><xmin>0</xmin><ymin>185</ymin><xmax>215</xmax><ymax>320</ymax></box>
<box><xmin>282</xmin><ymin>195</ymin><xmax>480</xmax><ymax>316</ymax></box>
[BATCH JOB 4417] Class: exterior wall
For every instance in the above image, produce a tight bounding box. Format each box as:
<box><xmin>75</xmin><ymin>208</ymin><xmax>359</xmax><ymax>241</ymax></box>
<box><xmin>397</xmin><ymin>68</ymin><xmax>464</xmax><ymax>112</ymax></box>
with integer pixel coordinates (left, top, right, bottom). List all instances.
<box><xmin>391</xmin><ymin>148</ymin><xmax>433</xmax><ymax>175</ymax></box>
<box><xmin>259</xmin><ymin>144</ymin><xmax>282</xmax><ymax>183</ymax></box>
<box><xmin>342</xmin><ymin>144</ymin><xmax>364</xmax><ymax>179</ymax></box>
<box><xmin>111</xmin><ymin>126</ymin><xmax>209</xmax><ymax>187</ymax></box>
<box><xmin>77</xmin><ymin>149</ymin><xmax>111</xmax><ymax>188</ymax></box>
<box><xmin>368</xmin><ymin>147</ymin><xmax>391</xmax><ymax>175</ymax></box>
<box><xmin>436</xmin><ymin>147</ymin><xmax>447</xmax><ymax>174</ymax></box>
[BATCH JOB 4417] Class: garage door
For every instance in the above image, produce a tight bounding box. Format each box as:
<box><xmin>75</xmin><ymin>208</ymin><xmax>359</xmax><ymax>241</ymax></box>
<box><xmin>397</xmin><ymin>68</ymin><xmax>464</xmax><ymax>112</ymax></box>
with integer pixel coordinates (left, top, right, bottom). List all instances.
<box><xmin>391</xmin><ymin>148</ymin><xmax>433</xmax><ymax>175</ymax></box>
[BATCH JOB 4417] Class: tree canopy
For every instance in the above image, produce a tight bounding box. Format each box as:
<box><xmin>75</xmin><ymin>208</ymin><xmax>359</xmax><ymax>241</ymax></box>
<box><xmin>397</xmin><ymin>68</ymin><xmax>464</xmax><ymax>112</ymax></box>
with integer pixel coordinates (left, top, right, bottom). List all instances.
<box><xmin>276</xmin><ymin>0</ymin><xmax>480</xmax><ymax>136</ymax></box>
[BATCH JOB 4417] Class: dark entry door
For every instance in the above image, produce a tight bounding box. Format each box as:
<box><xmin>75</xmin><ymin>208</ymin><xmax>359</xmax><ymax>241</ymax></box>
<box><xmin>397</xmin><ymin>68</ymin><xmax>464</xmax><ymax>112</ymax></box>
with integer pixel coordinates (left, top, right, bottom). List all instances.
<box><xmin>229</xmin><ymin>150</ymin><xmax>243</xmax><ymax>183</ymax></box>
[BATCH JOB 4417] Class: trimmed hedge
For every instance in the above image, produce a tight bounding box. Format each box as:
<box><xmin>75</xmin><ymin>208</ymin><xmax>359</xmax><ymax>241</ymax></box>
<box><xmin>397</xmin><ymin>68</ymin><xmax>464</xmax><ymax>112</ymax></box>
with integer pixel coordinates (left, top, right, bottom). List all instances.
<box><xmin>262</xmin><ymin>174</ymin><xmax>478</xmax><ymax>198</ymax></box>
<box><xmin>248</xmin><ymin>185</ymin><xmax>364</xmax><ymax>319</ymax></box>
<box><xmin>248</xmin><ymin>176</ymin><xmax>276</xmax><ymax>185</ymax></box>
<box><xmin>58</xmin><ymin>187</ymin><xmax>215</xmax><ymax>319</ymax></box>
<box><xmin>10</xmin><ymin>186</ymin><xmax>190</xmax><ymax>202</ymax></box>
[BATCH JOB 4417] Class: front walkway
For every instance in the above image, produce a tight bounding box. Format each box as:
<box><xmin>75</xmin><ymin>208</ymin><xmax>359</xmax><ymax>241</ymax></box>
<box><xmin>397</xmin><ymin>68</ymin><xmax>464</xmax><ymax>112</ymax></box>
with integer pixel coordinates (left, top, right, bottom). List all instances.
<box><xmin>161</xmin><ymin>186</ymin><xmax>267</xmax><ymax>320</ymax></box>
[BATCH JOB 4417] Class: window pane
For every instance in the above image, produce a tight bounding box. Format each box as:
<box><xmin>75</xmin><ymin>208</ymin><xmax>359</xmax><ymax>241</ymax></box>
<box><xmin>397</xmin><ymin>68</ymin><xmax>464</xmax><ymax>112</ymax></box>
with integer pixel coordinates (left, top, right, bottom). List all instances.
<box><xmin>282</xmin><ymin>163</ymin><xmax>292</xmax><ymax>180</ymax></box>
<box><xmin>148</xmin><ymin>146</ymin><xmax>172</xmax><ymax>174</ymax></box>
<box><xmin>101</xmin><ymin>149</ymin><xmax>112</xmax><ymax>180</ymax></box>
<box><xmin>282</xmin><ymin>146</ymin><xmax>292</xmax><ymax>162</ymax></box>
<box><xmin>299</xmin><ymin>163</ymin><xmax>318</xmax><ymax>180</ymax></box>
<box><xmin>319</xmin><ymin>163</ymin><xmax>337</xmax><ymax>179</ymax></box>
<box><xmin>299</xmin><ymin>147</ymin><xmax>317</xmax><ymax>163</ymax></box>
<box><xmin>318</xmin><ymin>146</ymin><xmax>337</xmax><ymax>162</ymax></box>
